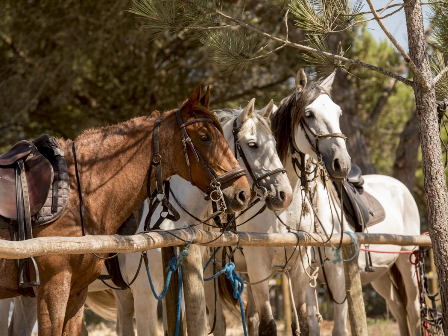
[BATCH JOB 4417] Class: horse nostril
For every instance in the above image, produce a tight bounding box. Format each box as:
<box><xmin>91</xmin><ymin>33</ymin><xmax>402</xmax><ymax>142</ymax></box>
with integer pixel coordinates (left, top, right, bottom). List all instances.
<box><xmin>279</xmin><ymin>191</ymin><xmax>286</xmax><ymax>201</ymax></box>
<box><xmin>334</xmin><ymin>158</ymin><xmax>341</xmax><ymax>172</ymax></box>
<box><xmin>236</xmin><ymin>190</ymin><xmax>247</xmax><ymax>205</ymax></box>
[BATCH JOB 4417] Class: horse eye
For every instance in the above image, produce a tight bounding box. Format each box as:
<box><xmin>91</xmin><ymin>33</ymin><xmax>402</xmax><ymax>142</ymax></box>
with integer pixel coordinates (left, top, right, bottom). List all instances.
<box><xmin>248</xmin><ymin>142</ymin><xmax>258</xmax><ymax>148</ymax></box>
<box><xmin>200</xmin><ymin>134</ymin><xmax>211</xmax><ymax>142</ymax></box>
<box><xmin>305</xmin><ymin>110</ymin><xmax>314</xmax><ymax>118</ymax></box>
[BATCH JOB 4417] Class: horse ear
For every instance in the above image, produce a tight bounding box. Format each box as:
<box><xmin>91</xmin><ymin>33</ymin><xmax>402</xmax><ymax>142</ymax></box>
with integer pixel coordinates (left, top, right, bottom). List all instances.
<box><xmin>295</xmin><ymin>69</ymin><xmax>307</xmax><ymax>93</ymax></box>
<box><xmin>260</xmin><ymin>99</ymin><xmax>275</xmax><ymax>119</ymax></box>
<box><xmin>182</xmin><ymin>85</ymin><xmax>202</xmax><ymax>113</ymax></box>
<box><xmin>242</xmin><ymin>98</ymin><xmax>256</xmax><ymax>122</ymax></box>
<box><xmin>200</xmin><ymin>86</ymin><xmax>211</xmax><ymax>109</ymax></box>
<box><xmin>320</xmin><ymin>71</ymin><xmax>336</xmax><ymax>95</ymax></box>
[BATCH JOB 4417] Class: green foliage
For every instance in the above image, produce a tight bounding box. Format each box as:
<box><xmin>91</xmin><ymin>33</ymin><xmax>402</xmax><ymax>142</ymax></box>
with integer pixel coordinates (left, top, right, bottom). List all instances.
<box><xmin>289</xmin><ymin>0</ymin><xmax>363</xmax><ymax>36</ymax></box>
<box><xmin>200</xmin><ymin>30</ymin><xmax>264</xmax><ymax>72</ymax></box>
<box><xmin>347</xmin><ymin>28</ymin><xmax>414</xmax><ymax>175</ymax></box>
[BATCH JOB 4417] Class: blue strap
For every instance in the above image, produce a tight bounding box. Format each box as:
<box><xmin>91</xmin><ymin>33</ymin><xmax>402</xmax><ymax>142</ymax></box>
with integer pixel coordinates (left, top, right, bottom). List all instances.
<box><xmin>332</xmin><ymin>231</ymin><xmax>359</xmax><ymax>264</ymax></box>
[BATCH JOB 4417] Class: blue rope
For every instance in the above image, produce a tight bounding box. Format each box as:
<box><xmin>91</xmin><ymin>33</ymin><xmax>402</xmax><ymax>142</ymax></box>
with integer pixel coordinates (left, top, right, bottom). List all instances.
<box><xmin>143</xmin><ymin>227</ymin><xmax>194</xmax><ymax>336</ymax></box>
<box><xmin>175</xmin><ymin>264</ymin><xmax>183</xmax><ymax>336</ymax></box>
<box><xmin>204</xmin><ymin>262</ymin><xmax>248</xmax><ymax>336</ymax></box>
<box><xmin>332</xmin><ymin>230</ymin><xmax>359</xmax><ymax>264</ymax></box>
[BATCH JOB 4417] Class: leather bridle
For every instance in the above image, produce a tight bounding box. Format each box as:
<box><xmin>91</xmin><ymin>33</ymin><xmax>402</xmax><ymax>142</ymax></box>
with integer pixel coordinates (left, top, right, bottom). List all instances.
<box><xmin>232</xmin><ymin>118</ymin><xmax>286</xmax><ymax>199</ymax></box>
<box><xmin>300</xmin><ymin>118</ymin><xmax>347</xmax><ymax>155</ymax></box>
<box><xmin>145</xmin><ymin>110</ymin><xmax>247</xmax><ymax>230</ymax></box>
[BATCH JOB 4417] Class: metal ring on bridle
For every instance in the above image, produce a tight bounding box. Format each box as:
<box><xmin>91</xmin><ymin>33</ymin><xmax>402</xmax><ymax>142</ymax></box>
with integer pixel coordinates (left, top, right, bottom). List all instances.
<box><xmin>209</xmin><ymin>189</ymin><xmax>223</xmax><ymax>202</ymax></box>
<box><xmin>257</xmin><ymin>186</ymin><xmax>269</xmax><ymax>200</ymax></box>
<box><xmin>152</xmin><ymin>153</ymin><xmax>162</xmax><ymax>164</ymax></box>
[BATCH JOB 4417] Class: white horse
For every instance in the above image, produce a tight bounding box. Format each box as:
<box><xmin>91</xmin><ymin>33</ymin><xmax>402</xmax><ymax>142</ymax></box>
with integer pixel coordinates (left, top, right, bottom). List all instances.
<box><xmin>267</xmin><ymin>69</ymin><xmax>420</xmax><ymax>336</ymax></box>
<box><xmin>306</xmin><ymin>173</ymin><xmax>420</xmax><ymax>336</ymax></box>
<box><xmin>204</xmin><ymin>69</ymin><xmax>353</xmax><ymax>336</ymax></box>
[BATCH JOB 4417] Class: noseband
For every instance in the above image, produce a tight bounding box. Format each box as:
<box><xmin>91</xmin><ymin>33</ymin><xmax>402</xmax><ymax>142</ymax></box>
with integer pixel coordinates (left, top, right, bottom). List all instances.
<box><xmin>232</xmin><ymin>118</ymin><xmax>286</xmax><ymax>199</ymax></box>
<box><xmin>145</xmin><ymin>110</ymin><xmax>247</xmax><ymax>230</ymax></box>
<box><xmin>300</xmin><ymin>118</ymin><xmax>347</xmax><ymax>155</ymax></box>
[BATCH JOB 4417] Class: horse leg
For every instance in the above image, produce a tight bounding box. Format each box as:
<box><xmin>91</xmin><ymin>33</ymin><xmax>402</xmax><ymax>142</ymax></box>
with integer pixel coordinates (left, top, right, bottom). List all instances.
<box><xmin>203</xmin><ymin>265</ymin><xmax>226</xmax><ymax>336</ymax></box>
<box><xmin>246</xmin><ymin>253</ymin><xmax>277</xmax><ymax>336</ymax></box>
<box><xmin>62</xmin><ymin>288</ymin><xmax>89</xmax><ymax>336</ymax></box>
<box><xmin>371</xmin><ymin>274</ymin><xmax>410</xmax><ymax>336</ymax></box>
<box><xmin>0</xmin><ymin>299</ymin><xmax>11</xmax><ymax>336</ymax></box>
<box><xmin>322</xmin><ymin>257</ymin><xmax>349</xmax><ymax>336</ymax></box>
<box><xmin>246</xmin><ymin>284</ymin><xmax>259</xmax><ymax>336</ymax></box>
<box><xmin>35</xmin><ymin>277</ymin><xmax>71</xmax><ymax>335</ymax></box>
<box><xmin>114</xmin><ymin>289</ymin><xmax>135</xmax><ymax>336</ymax></box>
<box><xmin>396</xmin><ymin>254</ymin><xmax>420</xmax><ymax>336</ymax></box>
<box><xmin>289</xmin><ymin>264</ymin><xmax>311</xmax><ymax>336</ymax></box>
<box><xmin>9</xmin><ymin>296</ymin><xmax>37</xmax><ymax>336</ymax></box>
<box><xmin>306</xmin><ymin>284</ymin><xmax>320</xmax><ymax>336</ymax></box>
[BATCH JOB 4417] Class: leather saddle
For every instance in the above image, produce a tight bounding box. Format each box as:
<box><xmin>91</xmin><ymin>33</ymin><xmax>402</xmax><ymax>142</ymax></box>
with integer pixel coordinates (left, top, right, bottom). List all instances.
<box><xmin>0</xmin><ymin>135</ymin><xmax>67</xmax><ymax>296</ymax></box>
<box><xmin>335</xmin><ymin>164</ymin><xmax>386</xmax><ymax>273</ymax></box>
<box><xmin>0</xmin><ymin>141</ymin><xmax>53</xmax><ymax>221</ymax></box>
<box><xmin>335</xmin><ymin>164</ymin><xmax>385</xmax><ymax>233</ymax></box>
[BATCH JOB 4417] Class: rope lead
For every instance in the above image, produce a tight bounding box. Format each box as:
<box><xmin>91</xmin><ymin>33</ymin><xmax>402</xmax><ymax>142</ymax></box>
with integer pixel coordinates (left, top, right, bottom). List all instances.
<box><xmin>143</xmin><ymin>227</ymin><xmax>194</xmax><ymax>336</ymax></box>
<box><xmin>332</xmin><ymin>231</ymin><xmax>359</xmax><ymax>264</ymax></box>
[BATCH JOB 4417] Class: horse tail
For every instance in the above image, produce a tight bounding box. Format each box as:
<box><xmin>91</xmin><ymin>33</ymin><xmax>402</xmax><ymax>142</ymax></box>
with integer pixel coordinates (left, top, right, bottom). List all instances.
<box><xmin>217</xmin><ymin>272</ymin><xmax>247</xmax><ymax>320</ymax></box>
<box><xmin>388</xmin><ymin>263</ymin><xmax>408</xmax><ymax>318</ymax></box>
<box><xmin>85</xmin><ymin>290</ymin><xmax>117</xmax><ymax>321</ymax></box>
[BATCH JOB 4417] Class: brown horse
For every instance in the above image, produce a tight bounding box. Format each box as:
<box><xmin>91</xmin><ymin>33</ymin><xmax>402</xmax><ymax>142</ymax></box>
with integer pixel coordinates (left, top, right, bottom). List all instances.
<box><xmin>0</xmin><ymin>85</ymin><xmax>250</xmax><ymax>335</ymax></box>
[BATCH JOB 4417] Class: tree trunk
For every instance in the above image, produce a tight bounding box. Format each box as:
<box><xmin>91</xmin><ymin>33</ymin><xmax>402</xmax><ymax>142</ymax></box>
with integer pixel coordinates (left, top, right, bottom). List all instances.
<box><xmin>393</xmin><ymin>110</ymin><xmax>420</xmax><ymax>192</ymax></box>
<box><xmin>404</xmin><ymin>1</ymin><xmax>448</xmax><ymax>334</ymax></box>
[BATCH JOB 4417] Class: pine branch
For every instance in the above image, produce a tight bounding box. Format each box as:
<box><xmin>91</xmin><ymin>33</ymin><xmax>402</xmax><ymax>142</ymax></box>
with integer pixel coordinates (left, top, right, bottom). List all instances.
<box><xmin>366</xmin><ymin>0</ymin><xmax>429</xmax><ymax>90</ymax></box>
<box><xmin>435</xmin><ymin>66</ymin><xmax>448</xmax><ymax>85</ymax></box>
<box><xmin>182</xmin><ymin>0</ymin><xmax>412</xmax><ymax>86</ymax></box>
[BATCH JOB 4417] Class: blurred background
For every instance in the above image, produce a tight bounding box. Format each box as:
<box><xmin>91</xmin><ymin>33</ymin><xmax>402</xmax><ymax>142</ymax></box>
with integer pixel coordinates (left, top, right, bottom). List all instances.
<box><xmin>0</xmin><ymin>0</ymin><xmax>433</xmax><ymax>330</ymax></box>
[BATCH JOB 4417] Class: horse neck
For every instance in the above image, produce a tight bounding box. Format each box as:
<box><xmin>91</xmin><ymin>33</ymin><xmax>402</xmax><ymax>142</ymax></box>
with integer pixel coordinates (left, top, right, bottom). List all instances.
<box><xmin>70</xmin><ymin>113</ymin><xmax>185</xmax><ymax>235</ymax></box>
<box><xmin>163</xmin><ymin>175</ymin><xmax>210</xmax><ymax>226</ymax></box>
<box><xmin>315</xmin><ymin>170</ymin><xmax>343</xmax><ymax>234</ymax></box>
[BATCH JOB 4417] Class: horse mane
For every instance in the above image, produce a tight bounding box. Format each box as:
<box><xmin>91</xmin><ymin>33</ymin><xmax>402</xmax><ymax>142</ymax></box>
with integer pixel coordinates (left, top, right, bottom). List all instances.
<box><xmin>270</xmin><ymin>82</ymin><xmax>322</xmax><ymax>163</ymax></box>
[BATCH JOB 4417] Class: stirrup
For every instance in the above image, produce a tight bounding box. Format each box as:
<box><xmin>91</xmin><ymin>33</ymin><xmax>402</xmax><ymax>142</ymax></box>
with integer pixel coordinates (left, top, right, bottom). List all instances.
<box><xmin>18</xmin><ymin>257</ymin><xmax>40</xmax><ymax>287</ymax></box>
<box><xmin>364</xmin><ymin>251</ymin><xmax>375</xmax><ymax>273</ymax></box>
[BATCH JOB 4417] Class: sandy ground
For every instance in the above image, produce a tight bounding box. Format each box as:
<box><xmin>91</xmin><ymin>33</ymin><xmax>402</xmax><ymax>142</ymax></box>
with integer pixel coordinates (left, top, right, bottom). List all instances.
<box><xmin>77</xmin><ymin>318</ymin><xmax>399</xmax><ymax>336</ymax></box>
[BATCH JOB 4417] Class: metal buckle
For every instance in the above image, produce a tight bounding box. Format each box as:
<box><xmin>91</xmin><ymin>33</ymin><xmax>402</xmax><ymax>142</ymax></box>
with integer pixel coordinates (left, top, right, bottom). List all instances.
<box><xmin>256</xmin><ymin>186</ymin><xmax>269</xmax><ymax>200</ymax></box>
<box><xmin>152</xmin><ymin>154</ymin><xmax>162</xmax><ymax>164</ymax></box>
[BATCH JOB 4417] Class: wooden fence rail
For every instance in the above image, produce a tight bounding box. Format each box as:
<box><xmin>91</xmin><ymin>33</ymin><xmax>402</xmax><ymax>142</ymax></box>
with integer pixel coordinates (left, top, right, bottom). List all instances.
<box><xmin>0</xmin><ymin>228</ymin><xmax>432</xmax><ymax>259</ymax></box>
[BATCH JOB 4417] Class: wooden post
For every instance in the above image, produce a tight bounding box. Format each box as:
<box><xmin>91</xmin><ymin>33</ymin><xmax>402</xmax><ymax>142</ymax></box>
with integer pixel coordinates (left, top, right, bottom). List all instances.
<box><xmin>162</xmin><ymin>246</ymin><xmax>184</xmax><ymax>336</ymax></box>
<box><xmin>182</xmin><ymin>244</ymin><xmax>208</xmax><ymax>336</ymax></box>
<box><xmin>282</xmin><ymin>273</ymin><xmax>292</xmax><ymax>335</ymax></box>
<box><xmin>342</xmin><ymin>244</ymin><xmax>368</xmax><ymax>336</ymax></box>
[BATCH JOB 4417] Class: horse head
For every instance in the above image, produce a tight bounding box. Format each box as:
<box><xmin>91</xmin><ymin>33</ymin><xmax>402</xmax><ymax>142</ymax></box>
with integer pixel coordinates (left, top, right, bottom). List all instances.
<box><xmin>217</xmin><ymin>98</ymin><xmax>293</xmax><ymax>211</ymax></box>
<box><xmin>177</xmin><ymin>85</ymin><xmax>251</xmax><ymax>212</ymax></box>
<box><xmin>273</xmin><ymin>69</ymin><xmax>351</xmax><ymax>179</ymax></box>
